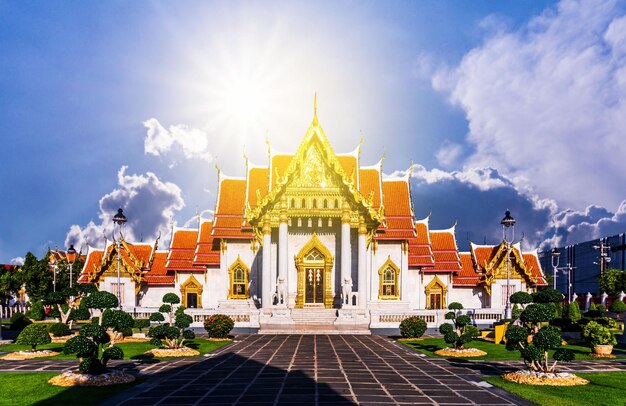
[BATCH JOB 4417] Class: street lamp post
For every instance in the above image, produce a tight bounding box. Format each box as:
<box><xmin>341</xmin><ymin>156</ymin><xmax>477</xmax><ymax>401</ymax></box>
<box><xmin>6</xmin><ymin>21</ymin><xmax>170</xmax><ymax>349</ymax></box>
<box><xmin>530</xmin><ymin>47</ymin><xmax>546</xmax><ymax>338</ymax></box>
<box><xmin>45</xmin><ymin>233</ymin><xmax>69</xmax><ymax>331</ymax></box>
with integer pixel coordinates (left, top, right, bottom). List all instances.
<box><xmin>112</xmin><ymin>208</ymin><xmax>127</xmax><ymax>309</ymax></box>
<box><xmin>501</xmin><ymin>210</ymin><xmax>516</xmax><ymax>319</ymax></box>
<box><xmin>551</xmin><ymin>248</ymin><xmax>560</xmax><ymax>290</ymax></box>
<box><xmin>51</xmin><ymin>263</ymin><xmax>58</xmax><ymax>292</ymax></box>
<box><xmin>67</xmin><ymin>244</ymin><xmax>77</xmax><ymax>289</ymax></box>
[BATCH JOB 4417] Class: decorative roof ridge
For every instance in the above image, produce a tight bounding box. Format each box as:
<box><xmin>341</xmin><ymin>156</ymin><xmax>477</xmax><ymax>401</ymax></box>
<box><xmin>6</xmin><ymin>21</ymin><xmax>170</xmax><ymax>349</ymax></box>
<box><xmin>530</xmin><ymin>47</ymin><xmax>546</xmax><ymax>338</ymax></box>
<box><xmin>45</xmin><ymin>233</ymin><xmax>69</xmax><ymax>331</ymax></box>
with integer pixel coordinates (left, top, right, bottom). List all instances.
<box><xmin>430</xmin><ymin>224</ymin><xmax>456</xmax><ymax>234</ymax></box>
<box><xmin>219</xmin><ymin>174</ymin><xmax>246</xmax><ymax>181</ymax></box>
<box><xmin>381</xmin><ymin>174</ymin><xmax>410</xmax><ymax>183</ymax></box>
<box><xmin>360</xmin><ymin>159</ymin><xmax>383</xmax><ymax>170</ymax></box>
<box><xmin>247</xmin><ymin>161</ymin><xmax>268</xmax><ymax>170</ymax></box>
<box><xmin>335</xmin><ymin>144</ymin><xmax>360</xmax><ymax>158</ymax></box>
<box><xmin>269</xmin><ymin>146</ymin><xmax>294</xmax><ymax>158</ymax></box>
<box><xmin>415</xmin><ymin>216</ymin><xmax>430</xmax><ymax>225</ymax></box>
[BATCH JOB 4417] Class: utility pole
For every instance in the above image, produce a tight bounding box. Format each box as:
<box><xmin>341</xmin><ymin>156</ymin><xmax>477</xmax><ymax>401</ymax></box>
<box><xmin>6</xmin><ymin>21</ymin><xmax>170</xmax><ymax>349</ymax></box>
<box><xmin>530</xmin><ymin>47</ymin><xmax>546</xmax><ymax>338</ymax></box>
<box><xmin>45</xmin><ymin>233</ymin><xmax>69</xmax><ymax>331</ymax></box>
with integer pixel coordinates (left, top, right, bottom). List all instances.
<box><xmin>593</xmin><ymin>241</ymin><xmax>612</xmax><ymax>278</ymax></box>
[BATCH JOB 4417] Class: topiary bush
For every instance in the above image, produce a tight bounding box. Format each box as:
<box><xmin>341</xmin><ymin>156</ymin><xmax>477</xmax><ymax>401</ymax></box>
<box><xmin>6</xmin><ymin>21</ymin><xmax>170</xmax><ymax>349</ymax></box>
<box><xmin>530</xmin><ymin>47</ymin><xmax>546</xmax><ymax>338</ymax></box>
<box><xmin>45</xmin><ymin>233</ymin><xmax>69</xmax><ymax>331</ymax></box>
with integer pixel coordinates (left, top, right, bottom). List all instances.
<box><xmin>183</xmin><ymin>329</ymin><xmax>196</xmax><ymax>340</ymax></box>
<box><xmin>26</xmin><ymin>301</ymin><xmax>45</xmax><ymax>321</ymax></box>
<box><xmin>505</xmin><ymin>295</ymin><xmax>574</xmax><ymax>373</ymax></box>
<box><xmin>204</xmin><ymin>314</ymin><xmax>234</xmax><ymax>338</ymax></box>
<box><xmin>148</xmin><ymin>294</ymin><xmax>193</xmax><ymax>349</ymax></box>
<box><xmin>569</xmin><ymin>301</ymin><xmax>581</xmax><ymax>322</ymax></box>
<box><xmin>533</xmin><ymin>288</ymin><xmax>564</xmax><ymax>304</ymax></box>
<box><xmin>439</xmin><ymin>303</ymin><xmax>478</xmax><ymax>350</ymax></box>
<box><xmin>63</xmin><ymin>322</ymin><xmax>123</xmax><ymax>375</ymax></box>
<box><xmin>49</xmin><ymin>322</ymin><xmax>71</xmax><ymax>337</ymax></box>
<box><xmin>9</xmin><ymin>312</ymin><xmax>32</xmax><ymax>330</ymax></box>
<box><xmin>16</xmin><ymin>324</ymin><xmax>51</xmax><ymax>351</ymax></box>
<box><xmin>149</xmin><ymin>312</ymin><xmax>165</xmax><ymax>323</ymax></box>
<box><xmin>399</xmin><ymin>316</ymin><xmax>427</xmax><ymax>338</ymax></box>
<box><xmin>133</xmin><ymin>318</ymin><xmax>150</xmax><ymax>333</ymax></box>
<box><xmin>510</xmin><ymin>291</ymin><xmax>533</xmax><ymax>306</ymax></box>
<box><xmin>610</xmin><ymin>300</ymin><xmax>626</xmax><ymax>318</ymax></box>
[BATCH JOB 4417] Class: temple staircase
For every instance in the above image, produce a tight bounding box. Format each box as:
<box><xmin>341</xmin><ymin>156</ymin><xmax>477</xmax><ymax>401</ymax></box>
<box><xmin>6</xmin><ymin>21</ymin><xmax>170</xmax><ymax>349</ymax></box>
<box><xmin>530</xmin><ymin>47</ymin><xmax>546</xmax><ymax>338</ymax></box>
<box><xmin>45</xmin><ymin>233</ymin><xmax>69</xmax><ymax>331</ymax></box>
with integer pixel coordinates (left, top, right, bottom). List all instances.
<box><xmin>259</xmin><ymin>305</ymin><xmax>370</xmax><ymax>334</ymax></box>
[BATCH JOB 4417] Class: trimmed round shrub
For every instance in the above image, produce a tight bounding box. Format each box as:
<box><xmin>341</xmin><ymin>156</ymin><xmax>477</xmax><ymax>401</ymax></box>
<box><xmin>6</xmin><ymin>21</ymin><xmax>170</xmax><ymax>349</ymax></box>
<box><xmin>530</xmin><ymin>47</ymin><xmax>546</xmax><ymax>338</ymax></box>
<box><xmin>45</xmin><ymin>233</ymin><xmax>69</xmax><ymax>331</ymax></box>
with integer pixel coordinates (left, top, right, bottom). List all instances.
<box><xmin>64</xmin><ymin>335</ymin><xmax>97</xmax><ymax>358</ymax></box>
<box><xmin>583</xmin><ymin>321</ymin><xmax>617</xmax><ymax>346</ymax></box>
<box><xmin>70</xmin><ymin>307</ymin><xmax>91</xmax><ymax>321</ymax></box>
<box><xmin>553</xmin><ymin>348</ymin><xmax>575</xmax><ymax>362</ymax></box>
<box><xmin>149</xmin><ymin>337</ymin><xmax>162</xmax><ymax>346</ymax></box>
<box><xmin>533</xmin><ymin>288</ymin><xmax>564</xmax><ymax>304</ymax></box>
<box><xmin>532</xmin><ymin>325</ymin><xmax>563</xmax><ymax>349</ymax></box>
<box><xmin>448</xmin><ymin>302</ymin><xmax>463</xmax><ymax>310</ymax></box>
<box><xmin>148</xmin><ymin>324</ymin><xmax>180</xmax><ymax>340</ymax></box>
<box><xmin>438</xmin><ymin>323</ymin><xmax>454</xmax><ymax>335</ymax></box>
<box><xmin>463</xmin><ymin>325</ymin><xmax>480</xmax><ymax>338</ymax></box>
<box><xmin>49</xmin><ymin>322</ymin><xmax>71</xmax><ymax>337</ymax></box>
<box><xmin>9</xmin><ymin>312</ymin><xmax>32</xmax><ymax>330</ymax></box>
<box><xmin>183</xmin><ymin>329</ymin><xmax>196</xmax><ymax>340</ymax></box>
<box><xmin>511</xmin><ymin>304</ymin><xmax>523</xmax><ymax>320</ymax></box>
<box><xmin>102</xmin><ymin>346</ymin><xmax>124</xmax><ymax>362</ymax></box>
<box><xmin>162</xmin><ymin>293</ymin><xmax>180</xmax><ymax>305</ymax></box>
<box><xmin>84</xmin><ymin>291</ymin><xmax>118</xmax><ymax>310</ymax></box>
<box><xmin>520</xmin><ymin>303</ymin><xmax>555</xmax><ymax>324</ymax></box>
<box><xmin>203</xmin><ymin>314</ymin><xmax>234</xmax><ymax>338</ymax></box>
<box><xmin>175</xmin><ymin>313</ymin><xmax>193</xmax><ymax>330</ymax></box>
<box><xmin>79</xmin><ymin>357</ymin><xmax>104</xmax><ymax>375</ymax></box>
<box><xmin>134</xmin><ymin>318</ymin><xmax>150</xmax><ymax>332</ymax></box>
<box><xmin>175</xmin><ymin>306</ymin><xmax>187</xmax><ymax>316</ymax></box>
<box><xmin>399</xmin><ymin>316</ymin><xmax>427</xmax><ymax>338</ymax></box>
<box><xmin>26</xmin><ymin>301</ymin><xmax>45</xmax><ymax>321</ymax></box>
<box><xmin>16</xmin><ymin>324</ymin><xmax>51</xmax><ymax>351</ymax></box>
<box><xmin>80</xmin><ymin>323</ymin><xmax>109</xmax><ymax>344</ymax></box>
<box><xmin>610</xmin><ymin>300</ymin><xmax>626</xmax><ymax>315</ymax></box>
<box><xmin>510</xmin><ymin>291</ymin><xmax>533</xmax><ymax>305</ymax></box>
<box><xmin>158</xmin><ymin>304</ymin><xmax>171</xmax><ymax>313</ymax></box>
<box><xmin>150</xmin><ymin>312</ymin><xmax>165</xmax><ymax>323</ymax></box>
<box><xmin>121</xmin><ymin>327</ymin><xmax>133</xmax><ymax>337</ymax></box>
<box><xmin>102</xmin><ymin>309</ymin><xmax>134</xmax><ymax>332</ymax></box>
<box><xmin>520</xmin><ymin>344</ymin><xmax>543</xmax><ymax>363</ymax></box>
<box><xmin>504</xmin><ymin>325</ymin><xmax>528</xmax><ymax>351</ymax></box>
<box><xmin>455</xmin><ymin>315</ymin><xmax>471</xmax><ymax>327</ymax></box>
<box><xmin>569</xmin><ymin>301</ymin><xmax>581</xmax><ymax>322</ymax></box>
<box><xmin>444</xmin><ymin>311</ymin><xmax>456</xmax><ymax>320</ymax></box>
<box><xmin>597</xmin><ymin>304</ymin><xmax>607</xmax><ymax>313</ymax></box>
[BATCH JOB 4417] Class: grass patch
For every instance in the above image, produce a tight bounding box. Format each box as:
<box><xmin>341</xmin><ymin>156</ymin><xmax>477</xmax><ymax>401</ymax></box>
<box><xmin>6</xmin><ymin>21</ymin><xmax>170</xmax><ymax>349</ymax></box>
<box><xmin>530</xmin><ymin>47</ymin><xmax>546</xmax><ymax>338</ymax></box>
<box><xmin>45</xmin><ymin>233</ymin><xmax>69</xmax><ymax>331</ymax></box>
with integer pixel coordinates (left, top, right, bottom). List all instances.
<box><xmin>0</xmin><ymin>372</ymin><xmax>139</xmax><ymax>406</ymax></box>
<box><xmin>399</xmin><ymin>338</ymin><xmax>626</xmax><ymax>361</ymax></box>
<box><xmin>485</xmin><ymin>372</ymin><xmax>626</xmax><ymax>406</ymax></box>
<box><xmin>0</xmin><ymin>338</ymin><xmax>231</xmax><ymax>361</ymax></box>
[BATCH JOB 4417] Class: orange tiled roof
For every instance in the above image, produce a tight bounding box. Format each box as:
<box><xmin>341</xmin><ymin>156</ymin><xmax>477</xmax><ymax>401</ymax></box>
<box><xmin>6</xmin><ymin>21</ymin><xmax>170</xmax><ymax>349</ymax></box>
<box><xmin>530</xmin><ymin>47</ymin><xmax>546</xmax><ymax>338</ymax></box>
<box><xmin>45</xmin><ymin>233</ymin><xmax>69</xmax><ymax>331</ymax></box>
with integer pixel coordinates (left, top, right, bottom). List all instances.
<box><xmin>453</xmin><ymin>252</ymin><xmax>483</xmax><ymax>285</ymax></box>
<box><xmin>247</xmin><ymin>167</ymin><xmax>269</xmax><ymax>208</ymax></box>
<box><xmin>381</xmin><ymin>180</ymin><xmax>412</xmax><ymax>216</ymax></box>
<box><xmin>359</xmin><ymin>168</ymin><xmax>382</xmax><ymax>209</ymax></box>
<box><xmin>78</xmin><ymin>249</ymin><xmax>103</xmax><ymax>283</ymax></box>
<box><xmin>144</xmin><ymin>252</ymin><xmax>174</xmax><ymax>285</ymax></box>
<box><xmin>427</xmin><ymin>230</ymin><xmax>462</xmax><ymax>273</ymax></box>
<box><xmin>194</xmin><ymin>221</ymin><xmax>220</xmax><ymax>266</ymax></box>
<box><xmin>337</xmin><ymin>155</ymin><xmax>357</xmax><ymax>183</ymax></box>
<box><xmin>523</xmin><ymin>252</ymin><xmax>548</xmax><ymax>285</ymax></box>
<box><xmin>166</xmin><ymin>229</ymin><xmax>199</xmax><ymax>270</ymax></box>
<box><xmin>271</xmin><ymin>155</ymin><xmax>293</xmax><ymax>188</ymax></box>
<box><xmin>213</xmin><ymin>178</ymin><xmax>254</xmax><ymax>239</ymax></box>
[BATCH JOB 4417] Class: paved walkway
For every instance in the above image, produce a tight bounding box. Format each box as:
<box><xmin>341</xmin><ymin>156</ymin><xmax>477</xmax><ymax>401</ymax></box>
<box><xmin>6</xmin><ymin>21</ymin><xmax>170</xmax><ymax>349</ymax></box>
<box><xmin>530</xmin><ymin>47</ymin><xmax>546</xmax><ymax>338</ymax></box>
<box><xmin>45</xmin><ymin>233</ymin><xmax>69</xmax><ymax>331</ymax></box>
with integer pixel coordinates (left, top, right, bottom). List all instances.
<box><xmin>2</xmin><ymin>335</ymin><xmax>626</xmax><ymax>405</ymax></box>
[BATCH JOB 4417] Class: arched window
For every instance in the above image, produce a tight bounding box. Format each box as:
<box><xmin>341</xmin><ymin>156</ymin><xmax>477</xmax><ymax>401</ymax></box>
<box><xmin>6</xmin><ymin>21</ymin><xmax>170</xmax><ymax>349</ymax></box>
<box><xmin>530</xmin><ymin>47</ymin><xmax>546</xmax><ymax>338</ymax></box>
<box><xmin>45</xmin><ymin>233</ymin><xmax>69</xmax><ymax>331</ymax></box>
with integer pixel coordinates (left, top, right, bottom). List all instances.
<box><xmin>378</xmin><ymin>257</ymin><xmax>400</xmax><ymax>300</ymax></box>
<box><xmin>323</xmin><ymin>199</ymin><xmax>328</xmax><ymax>209</ymax></box>
<box><xmin>290</xmin><ymin>198</ymin><xmax>295</xmax><ymax>208</ymax></box>
<box><xmin>301</xmin><ymin>198</ymin><xmax>306</xmax><ymax>209</ymax></box>
<box><xmin>312</xmin><ymin>199</ymin><xmax>317</xmax><ymax>209</ymax></box>
<box><xmin>180</xmin><ymin>275</ymin><xmax>203</xmax><ymax>308</ymax></box>
<box><xmin>228</xmin><ymin>257</ymin><xmax>249</xmax><ymax>299</ymax></box>
<box><xmin>334</xmin><ymin>199</ymin><xmax>339</xmax><ymax>209</ymax></box>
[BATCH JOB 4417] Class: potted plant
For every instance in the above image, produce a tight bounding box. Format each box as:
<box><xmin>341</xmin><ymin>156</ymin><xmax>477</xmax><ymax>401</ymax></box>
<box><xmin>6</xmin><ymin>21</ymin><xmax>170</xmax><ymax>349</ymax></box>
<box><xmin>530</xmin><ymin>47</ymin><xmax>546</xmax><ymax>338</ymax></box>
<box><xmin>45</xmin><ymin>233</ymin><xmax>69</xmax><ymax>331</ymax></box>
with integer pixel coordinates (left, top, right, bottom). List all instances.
<box><xmin>583</xmin><ymin>321</ymin><xmax>617</xmax><ymax>355</ymax></box>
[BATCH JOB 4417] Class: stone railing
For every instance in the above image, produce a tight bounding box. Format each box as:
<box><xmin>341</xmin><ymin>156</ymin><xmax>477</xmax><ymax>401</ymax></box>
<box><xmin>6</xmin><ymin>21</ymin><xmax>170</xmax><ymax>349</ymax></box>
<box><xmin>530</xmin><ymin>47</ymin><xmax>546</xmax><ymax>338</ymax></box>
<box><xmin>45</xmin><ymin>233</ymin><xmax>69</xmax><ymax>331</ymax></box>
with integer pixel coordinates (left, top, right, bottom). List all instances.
<box><xmin>124</xmin><ymin>306</ymin><xmax>260</xmax><ymax>328</ymax></box>
<box><xmin>370</xmin><ymin>308</ymin><xmax>503</xmax><ymax>329</ymax></box>
<box><xmin>0</xmin><ymin>304</ymin><xmax>30</xmax><ymax>319</ymax></box>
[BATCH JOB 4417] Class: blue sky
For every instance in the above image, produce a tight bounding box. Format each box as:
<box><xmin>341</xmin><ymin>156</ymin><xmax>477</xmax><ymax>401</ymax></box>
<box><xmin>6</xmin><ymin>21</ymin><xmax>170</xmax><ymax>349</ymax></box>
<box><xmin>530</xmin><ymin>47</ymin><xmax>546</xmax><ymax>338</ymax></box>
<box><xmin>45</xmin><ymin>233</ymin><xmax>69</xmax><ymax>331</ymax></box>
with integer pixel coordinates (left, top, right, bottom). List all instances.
<box><xmin>2</xmin><ymin>0</ymin><xmax>626</xmax><ymax>263</ymax></box>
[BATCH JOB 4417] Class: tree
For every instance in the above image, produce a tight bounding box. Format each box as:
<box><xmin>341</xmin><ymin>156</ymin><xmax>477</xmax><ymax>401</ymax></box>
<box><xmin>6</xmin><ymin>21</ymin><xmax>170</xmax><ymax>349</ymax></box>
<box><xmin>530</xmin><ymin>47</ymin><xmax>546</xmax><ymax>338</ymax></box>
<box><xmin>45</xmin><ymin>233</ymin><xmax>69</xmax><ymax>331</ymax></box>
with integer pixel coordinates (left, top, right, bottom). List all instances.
<box><xmin>101</xmin><ymin>309</ymin><xmax>134</xmax><ymax>345</ymax></box>
<box><xmin>0</xmin><ymin>265</ymin><xmax>23</xmax><ymax>307</ymax></box>
<box><xmin>44</xmin><ymin>284</ymin><xmax>97</xmax><ymax>328</ymax></box>
<box><xmin>439</xmin><ymin>302</ymin><xmax>479</xmax><ymax>350</ymax></box>
<box><xmin>148</xmin><ymin>293</ymin><xmax>193</xmax><ymax>349</ymax></box>
<box><xmin>63</xmin><ymin>323</ymin><xmax>124</xmax><ymax>375</ymax></box>
<box><xmin>505</xmin><ymin>295</ymin><xmax>574</xmax><ymax>373</ymax></box>
<box><xmin>16</xmin><ymin>324</ymin><xmax>51</xmax><ymax>351</ymax></box>
<box><xmin>599</xmin><ymin>269</ymin><xmax>626</xmax><ymax>296</ymax></box>
<box><xmin>610</xmin><ymin>300</ymin><xmax>626</xmax><ymax>319</ymax></box>
<box><xmin>84</xmin><ymin>291</ymin><xmax>118</xmax><ymax>325</ymax></box>
<box><xmin>51</xmin><ymin>257</ymin><xmax>85</xmax><ymax>293</ymax></box>
<box><xmin>21</xmin><ymin>252</ymin><xmax>53</xmax><ymax>302</ymax></box>
<box><xmin>568</xmin><ymin>301</ymin><xmax>581</xmax><ymax>322</ymax></box>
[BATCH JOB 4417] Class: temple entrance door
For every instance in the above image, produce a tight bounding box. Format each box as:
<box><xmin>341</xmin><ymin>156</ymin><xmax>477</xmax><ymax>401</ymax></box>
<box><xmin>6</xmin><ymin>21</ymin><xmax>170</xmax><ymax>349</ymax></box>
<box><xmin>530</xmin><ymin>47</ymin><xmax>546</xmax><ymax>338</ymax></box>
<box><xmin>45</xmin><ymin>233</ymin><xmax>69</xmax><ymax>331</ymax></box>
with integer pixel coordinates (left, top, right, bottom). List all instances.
<box><xmin>305</xmin><ymin>268</ymin><xmax>324</xmax><ymax>304</ymax></box>
<box><xmin>187</xmin><ymin>293</ymin><xmax>198</xmax><ymax>309</ymax></box>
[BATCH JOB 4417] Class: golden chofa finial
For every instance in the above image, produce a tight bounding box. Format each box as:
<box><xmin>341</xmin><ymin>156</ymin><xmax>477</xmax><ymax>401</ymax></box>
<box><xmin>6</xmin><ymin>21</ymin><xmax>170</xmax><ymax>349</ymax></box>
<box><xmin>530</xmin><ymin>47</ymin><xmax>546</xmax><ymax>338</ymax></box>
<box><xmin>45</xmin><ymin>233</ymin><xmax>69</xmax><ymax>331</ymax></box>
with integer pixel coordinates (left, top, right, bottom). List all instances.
<box><xmin>312</xmin><ymin>92</ymin><xmax>318</xmax><ymax>125</ymax></box>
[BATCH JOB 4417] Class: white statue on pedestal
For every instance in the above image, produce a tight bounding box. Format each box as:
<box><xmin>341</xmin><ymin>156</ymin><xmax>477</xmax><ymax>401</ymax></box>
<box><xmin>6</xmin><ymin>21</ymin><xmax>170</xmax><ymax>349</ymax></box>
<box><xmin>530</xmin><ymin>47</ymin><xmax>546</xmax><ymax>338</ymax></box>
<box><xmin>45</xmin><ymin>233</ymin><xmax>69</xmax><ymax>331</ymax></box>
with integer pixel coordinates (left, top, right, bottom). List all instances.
<box><xmin>342</xmin><ymin>277</ymin><xmax>353</xmax><ymax>306</ymax></box>
<box><xmin>276</xmin><ymin>277</ymin><xmax>288</xmax><ymax>308</ymax></box>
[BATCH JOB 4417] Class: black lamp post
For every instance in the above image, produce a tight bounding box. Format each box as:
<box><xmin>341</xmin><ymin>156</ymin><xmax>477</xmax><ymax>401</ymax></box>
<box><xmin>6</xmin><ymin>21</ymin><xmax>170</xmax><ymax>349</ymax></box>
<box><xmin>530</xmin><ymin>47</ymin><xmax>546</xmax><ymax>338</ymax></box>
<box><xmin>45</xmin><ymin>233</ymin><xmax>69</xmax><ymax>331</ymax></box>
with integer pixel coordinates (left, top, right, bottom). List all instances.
<box><xmin>501</xmin><ymin>210</ymin><xmax>516</xmax><ymax>319</ymax></box>
<box><xmin>551</xmin><ymin>247</ymin><xmax>560</xmax><ymax>290</ymax></box>
<box><xmin>112</xmin><ymin>208</ymin><xmax>127</xmax><ymax>308</ymax></box>
<box><xmin>67</xmin><ymin>244</ymin><xmax>77</xmax><ymax>289</ymax></box>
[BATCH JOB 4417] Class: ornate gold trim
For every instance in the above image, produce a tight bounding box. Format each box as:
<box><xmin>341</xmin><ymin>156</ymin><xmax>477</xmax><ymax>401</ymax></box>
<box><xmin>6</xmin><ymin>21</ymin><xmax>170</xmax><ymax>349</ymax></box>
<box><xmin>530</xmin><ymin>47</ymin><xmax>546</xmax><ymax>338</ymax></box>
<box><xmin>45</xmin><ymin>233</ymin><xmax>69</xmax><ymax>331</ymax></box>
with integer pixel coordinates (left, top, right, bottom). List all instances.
<box><xmin>294</xmin><ymin>233</ymin><xmax>334</xmax><ymax>308</ymax></box>
<box><xmin>377</xmin><ymin>256</ymin><xmax>400</xmax><ymax>300</ymax></box>
<box><xmin>227</xmin><ymin>256</ymin><xmax>250</xmax><ymax>300</ymax></box>
<box><xmin>180</xmin><ymin>274</ymin><xmax>203</xmax><ymax>308</ymax></box>
<box><xmin>482</xmin><ymin>242</ymin><xmax>537</xmax><ymax>295</ymax></box>
<box><xmin>425</xmin><ymin>275</ymin><xmax>447</xmax><ymax>309</ymax></box>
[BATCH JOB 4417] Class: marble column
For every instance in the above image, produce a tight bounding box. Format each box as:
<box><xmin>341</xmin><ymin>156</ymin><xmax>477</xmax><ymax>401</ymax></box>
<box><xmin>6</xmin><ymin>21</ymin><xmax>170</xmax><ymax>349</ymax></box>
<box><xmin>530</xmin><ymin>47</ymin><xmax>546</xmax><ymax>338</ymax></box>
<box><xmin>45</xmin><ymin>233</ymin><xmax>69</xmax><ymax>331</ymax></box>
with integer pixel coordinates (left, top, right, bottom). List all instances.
<box><xmin>357</xmin><ymin>220</ymin><xmax>367</xmax><ymax>307</ymax></box>
<box><xmin>278</xmin><ymin>198</ymin><xmax>289</xmax><ymax>306</ymax></box>
<box><xmin>261</xmin><ymin>215</ymin><xmax>272</xmax><ymax>309</ymax></box>
<box><xmin>341</xmin><ymin>202</ymin><xmax>352</xmax><ymax>306</ymax></box>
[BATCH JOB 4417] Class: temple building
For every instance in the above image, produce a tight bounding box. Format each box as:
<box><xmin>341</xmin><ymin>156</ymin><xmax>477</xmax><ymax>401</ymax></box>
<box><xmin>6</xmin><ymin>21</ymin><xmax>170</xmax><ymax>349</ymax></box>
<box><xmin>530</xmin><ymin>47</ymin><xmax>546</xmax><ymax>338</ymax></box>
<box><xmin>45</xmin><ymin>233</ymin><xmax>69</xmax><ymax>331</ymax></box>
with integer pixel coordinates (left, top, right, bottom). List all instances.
<box><xmin>78</xmin><ymin>102</ymin><xmax>547</xmax><ymax>332</ymax></box>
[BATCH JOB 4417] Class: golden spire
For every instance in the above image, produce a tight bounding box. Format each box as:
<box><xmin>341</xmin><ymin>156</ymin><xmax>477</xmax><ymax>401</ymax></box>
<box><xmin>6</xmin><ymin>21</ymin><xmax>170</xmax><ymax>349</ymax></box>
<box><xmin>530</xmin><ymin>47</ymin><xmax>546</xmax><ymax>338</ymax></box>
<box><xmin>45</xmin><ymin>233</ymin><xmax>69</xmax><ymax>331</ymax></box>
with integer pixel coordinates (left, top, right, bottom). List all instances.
<box><xmin>312</xmin><ymin>92</ymin><xmax>318</xmax><ymax>125</ymax></box>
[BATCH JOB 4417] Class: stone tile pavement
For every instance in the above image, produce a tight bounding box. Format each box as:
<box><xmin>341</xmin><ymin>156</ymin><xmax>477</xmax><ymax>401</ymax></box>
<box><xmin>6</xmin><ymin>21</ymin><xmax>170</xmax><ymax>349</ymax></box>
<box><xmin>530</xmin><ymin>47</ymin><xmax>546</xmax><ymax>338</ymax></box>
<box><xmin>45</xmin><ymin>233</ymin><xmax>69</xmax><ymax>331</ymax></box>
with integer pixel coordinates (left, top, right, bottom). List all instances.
<box><xmin>2</xmin><ymin>335</ymin><xmax>626</xmax><ymax>405</ymax></box>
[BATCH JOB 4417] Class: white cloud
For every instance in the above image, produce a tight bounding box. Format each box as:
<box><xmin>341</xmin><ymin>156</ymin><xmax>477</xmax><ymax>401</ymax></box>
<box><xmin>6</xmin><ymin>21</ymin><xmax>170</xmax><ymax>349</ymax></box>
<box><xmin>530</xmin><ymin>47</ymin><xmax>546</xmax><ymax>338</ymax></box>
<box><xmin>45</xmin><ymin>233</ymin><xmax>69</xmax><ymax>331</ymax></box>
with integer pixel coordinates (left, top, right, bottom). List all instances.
<box><xmin>182</xmin><ymin>209</ymin><xmax>214</xmax><ymax>228</ymax></box>
<box><xmin>10</xmin><ymin>257</ymin><xmax>24</xmax><ymax>265</ymax></box>
<box><xmin>143</xmin><ymin>118</ymin><xmax>213</xmax><ymax>161</ymax></box>
<box><xmin>431</xmin><ymin>0</ymin><xmax>626</xmax><ymax>210</ymax></box>
<box><xmin>65</xmin><ymin>166</ymin><xmax>185</xmax><ymax>249</ymax></box>
<box><xmin>435</xmin><ymin>140</ymin><xmax>463</xmax><ymax>168</ymax></box>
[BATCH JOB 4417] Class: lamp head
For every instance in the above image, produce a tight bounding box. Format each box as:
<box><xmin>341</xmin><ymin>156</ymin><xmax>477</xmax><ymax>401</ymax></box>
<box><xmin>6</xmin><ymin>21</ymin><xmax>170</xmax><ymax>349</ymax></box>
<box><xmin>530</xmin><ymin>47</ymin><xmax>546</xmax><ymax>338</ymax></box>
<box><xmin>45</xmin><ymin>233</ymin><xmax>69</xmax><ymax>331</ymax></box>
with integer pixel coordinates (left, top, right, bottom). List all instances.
<box><xmin>113</xmin><ymin>208</ymin><xmax>127</xmax><ymax>225</ymax></box>
<box><xmin>500</xmin><ymin>210</ymin><xmax>516</xmax><ymax>228</ymax></box>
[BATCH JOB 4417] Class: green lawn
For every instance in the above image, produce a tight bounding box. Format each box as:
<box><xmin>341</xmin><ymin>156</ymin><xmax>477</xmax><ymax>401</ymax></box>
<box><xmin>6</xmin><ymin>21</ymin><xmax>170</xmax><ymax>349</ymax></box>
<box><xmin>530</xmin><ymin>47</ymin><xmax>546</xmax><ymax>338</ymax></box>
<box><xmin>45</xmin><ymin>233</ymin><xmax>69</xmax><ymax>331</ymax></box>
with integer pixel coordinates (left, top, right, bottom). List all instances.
<box><xmin>485</xmin><ymin>372</ymin><xmax>626</xmax><ymax>406</ymax></box>
<box><xmin>0</xmin><ymin>338</ymin><xmax>231</xmax><ymax>361</ymax></box>
<box><xmin>0</xmin><ymin>372</ymin><xmax>140</xmax><ymax>406</ymax></box>
<box><xmin>399</xmin><ymin>337</ymin><xmax>626</xmax><ymax>361</ymax></box>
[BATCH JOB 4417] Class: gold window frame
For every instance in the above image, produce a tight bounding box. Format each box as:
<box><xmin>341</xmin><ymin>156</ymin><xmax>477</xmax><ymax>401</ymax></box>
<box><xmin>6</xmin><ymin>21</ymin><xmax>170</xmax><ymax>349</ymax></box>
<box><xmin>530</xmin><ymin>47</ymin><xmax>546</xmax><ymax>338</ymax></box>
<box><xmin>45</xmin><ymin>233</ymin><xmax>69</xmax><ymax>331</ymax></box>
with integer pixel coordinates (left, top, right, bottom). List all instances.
<box><xmin>180</xmin><ymin>274</ymin><xmax>203</xmax><ymax>308</ymax></box>
<box><xmin>425</xmin><ymin>275</ymin><xmax>448</xmax><ymax>309</ymax></box>
<box><xmin>228</xmin><ymin>256</ymin><xmax>250</xmax><ymax>300</ymax></box>
<box><xmin>378</xmin><ymin>256</ymin><xmax>400</xmax><ymax>300</ymax></box>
